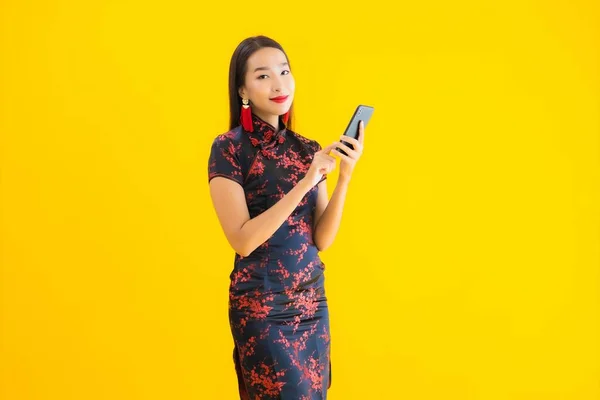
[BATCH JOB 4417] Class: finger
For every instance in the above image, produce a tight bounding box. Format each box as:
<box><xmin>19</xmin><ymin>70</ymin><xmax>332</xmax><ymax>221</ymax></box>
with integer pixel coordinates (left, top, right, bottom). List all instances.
<box><xmin>339</xmin><ymin>135</ymin><xmax>362</xmax><ymax>152</ymax></box>
<box><xmin>317</xmin><ymin>154</ymin><xmax>336</xmax><ymax>163</ymax></box>
<box><xmin>327</xmin><ymin>161</ymin><xmax>337</xmax><ymax>173</ymax></box>
<box><xmin>319</xmin><ymin>161</ymin><xmax>335</xmax><ymax>174</ymax></box>
<box><xmin>358</xmin><ymin>120</ymin><xmax>365</xmax><ymax>145</ymax></box>
<box><xmin>320</xmin><ymin>142</ymin><xmax>341</xmax><ymax>154</ymax></box>
<box><xmin>339</xmin><ymin>137</ymin><xmax>362</xmax><ymax>155</ymax></box>
<box><xmin>331</xmin><ymin>149</ymin><xmax>355</xmax><ymax>164</ymax></box>
<box><xmin>335</xmin><ymin>142</ymin><xmax>359</xmax><ymax>159</ymax></box>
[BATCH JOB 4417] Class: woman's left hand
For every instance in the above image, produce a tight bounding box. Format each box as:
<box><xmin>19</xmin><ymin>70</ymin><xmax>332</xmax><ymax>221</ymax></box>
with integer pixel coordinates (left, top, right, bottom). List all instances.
<box><xmin>330</xmin><ymin>120</ymin><xmax>365</xmax><ymax>181</ymax></box>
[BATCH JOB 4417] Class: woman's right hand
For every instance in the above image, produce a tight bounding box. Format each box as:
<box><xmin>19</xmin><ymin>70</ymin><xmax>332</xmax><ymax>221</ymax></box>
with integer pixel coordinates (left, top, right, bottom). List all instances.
<box><xmin>303</xmin><ymin>142</ymin><xmax>338</xmax><ymax>187</ymax></box>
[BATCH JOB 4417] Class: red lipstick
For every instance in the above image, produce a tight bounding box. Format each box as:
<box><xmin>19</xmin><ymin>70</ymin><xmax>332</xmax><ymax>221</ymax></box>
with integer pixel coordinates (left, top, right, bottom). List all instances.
<box><xmin>270</xmin><ymin>95</ymin><xmax>288</xmax><ymax>103</ymax></box>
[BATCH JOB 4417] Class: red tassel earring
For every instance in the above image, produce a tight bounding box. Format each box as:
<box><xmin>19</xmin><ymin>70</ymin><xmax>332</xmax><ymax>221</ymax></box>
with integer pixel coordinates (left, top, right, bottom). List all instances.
<box><xmin>240</xmin><ymin>98</ymin><xmax>253</xmax><ymax>132</ymax></box>
<box><xmin>282</xmin><ymin>111</ymin><xmax>290</xmax><ymax>125</ymax></box>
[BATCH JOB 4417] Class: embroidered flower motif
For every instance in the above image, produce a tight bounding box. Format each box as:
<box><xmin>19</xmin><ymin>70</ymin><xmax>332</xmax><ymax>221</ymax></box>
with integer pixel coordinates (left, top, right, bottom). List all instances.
<box><xmin>245</xmin><ymin>113</ymin><xmax>287</xmax><ymax>149</ymax></box>
<box><xmin>210</xmin><ymin>110</ymin><xmax>331</xmax><ymax>399</ymax></box>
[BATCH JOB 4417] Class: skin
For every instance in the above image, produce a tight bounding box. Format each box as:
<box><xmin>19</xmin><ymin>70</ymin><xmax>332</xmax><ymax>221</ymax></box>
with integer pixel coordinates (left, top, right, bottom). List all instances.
<box><xmin>210</xmin><ymin>47</ymin><xmax>365</xmax><ymax>256</ymax></box>
<box><xmin>238</xmin><ymin>47</ymin><xmax>294</xmax><ymax>131</ymax></box>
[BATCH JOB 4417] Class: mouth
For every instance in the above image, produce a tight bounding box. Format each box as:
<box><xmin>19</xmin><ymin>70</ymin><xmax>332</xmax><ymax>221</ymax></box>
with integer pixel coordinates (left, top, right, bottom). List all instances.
<box><xmin>269</xmin><ymin>95</ymin><xmax>289</xmax><ymax>103</ymax></box>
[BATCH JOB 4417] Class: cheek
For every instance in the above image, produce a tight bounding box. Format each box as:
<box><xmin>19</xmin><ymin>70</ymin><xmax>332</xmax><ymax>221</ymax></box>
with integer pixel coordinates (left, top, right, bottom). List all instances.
<box><xmin>287</xmin><ymin>76</ymin><xmax>296</xmax><ymax>93</ymax></box>
<box><xmin>248</xmin><ymin>81</ymin><xmax>271</xmax><ymax>101</ymax></box>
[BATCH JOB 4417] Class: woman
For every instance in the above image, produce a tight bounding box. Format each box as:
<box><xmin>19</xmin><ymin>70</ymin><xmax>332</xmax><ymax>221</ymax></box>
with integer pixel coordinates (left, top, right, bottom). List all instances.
<box><xmin>208</xmin><ymin>35</ymin><xmax>364</xmax><ymax>399</ymax></box>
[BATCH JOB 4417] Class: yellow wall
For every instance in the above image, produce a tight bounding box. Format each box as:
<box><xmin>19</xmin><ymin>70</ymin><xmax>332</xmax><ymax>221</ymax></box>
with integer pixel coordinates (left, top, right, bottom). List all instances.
<box><xmin>1</xmin><ymin>1</ymin><xmax>598</xmax><ymax>399</ymax></box>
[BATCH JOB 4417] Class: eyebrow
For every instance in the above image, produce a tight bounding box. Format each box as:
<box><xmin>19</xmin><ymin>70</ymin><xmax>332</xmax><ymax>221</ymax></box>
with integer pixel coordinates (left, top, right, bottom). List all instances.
<box><xmin>253</xmin><ymin>62</ymin><xmax>289</xmax><ymax>73</ymax></box>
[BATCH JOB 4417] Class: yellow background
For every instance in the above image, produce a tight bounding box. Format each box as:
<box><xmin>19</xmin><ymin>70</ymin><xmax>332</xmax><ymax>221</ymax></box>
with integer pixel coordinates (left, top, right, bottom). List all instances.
<box><xmin>1</xmin><ymin>0</ymin><xmax>599</xmax><ymax>399</ymax></box>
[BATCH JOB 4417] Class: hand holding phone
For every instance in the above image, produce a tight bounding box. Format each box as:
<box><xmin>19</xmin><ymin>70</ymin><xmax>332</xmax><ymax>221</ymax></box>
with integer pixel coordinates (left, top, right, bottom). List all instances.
<box><xmin>337</xmin><ymin>105</ymin><xmax>374</xmax><ymax>156</ymax></box>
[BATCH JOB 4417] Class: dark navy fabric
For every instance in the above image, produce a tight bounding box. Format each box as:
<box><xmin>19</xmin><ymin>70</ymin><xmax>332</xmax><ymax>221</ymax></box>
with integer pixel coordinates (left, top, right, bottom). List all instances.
<box><xmin>209</xmin><ymin>113</ymin><xmax>331</xmax><ymax>399</ymax></box>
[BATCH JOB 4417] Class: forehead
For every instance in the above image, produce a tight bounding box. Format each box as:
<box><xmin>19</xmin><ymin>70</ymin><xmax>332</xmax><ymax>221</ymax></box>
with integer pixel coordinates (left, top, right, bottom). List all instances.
<box><xmin>246</xmin><ymin>47</ymin><xmax>288</xmax><ymax>71</ymax></box>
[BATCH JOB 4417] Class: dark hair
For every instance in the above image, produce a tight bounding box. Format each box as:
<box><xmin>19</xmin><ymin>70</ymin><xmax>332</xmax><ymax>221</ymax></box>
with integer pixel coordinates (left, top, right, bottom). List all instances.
<box><xmin>228</xmin><ymin>35</ymin><xmax>294</xmax><ymax>131</ymax></box>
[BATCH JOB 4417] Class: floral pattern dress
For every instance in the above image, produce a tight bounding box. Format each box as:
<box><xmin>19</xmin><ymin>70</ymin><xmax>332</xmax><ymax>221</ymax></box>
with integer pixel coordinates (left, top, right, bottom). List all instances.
<box><xmin>208</xmin><ymin>113</ymin><xmax>331</xmax><ymax>399</ymax></box>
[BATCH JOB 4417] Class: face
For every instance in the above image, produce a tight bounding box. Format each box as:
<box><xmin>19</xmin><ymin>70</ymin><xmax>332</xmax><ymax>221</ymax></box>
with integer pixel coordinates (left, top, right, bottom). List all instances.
<box><xmin>238</xmin><ymin>47</ymin><xmax>295</xmax><ymax>121</ymax></box>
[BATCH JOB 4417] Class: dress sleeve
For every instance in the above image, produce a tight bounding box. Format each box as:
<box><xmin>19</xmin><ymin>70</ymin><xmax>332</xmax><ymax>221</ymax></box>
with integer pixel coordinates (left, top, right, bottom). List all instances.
<box><xmin>314</xmin><ymin>141</ymin><xmax>327</xmax><ymax>185</ymax></box>
<box><xmin>208</xmin><ymin>136</ymin><xmax>244</xmax><ymax>185</ymax></box>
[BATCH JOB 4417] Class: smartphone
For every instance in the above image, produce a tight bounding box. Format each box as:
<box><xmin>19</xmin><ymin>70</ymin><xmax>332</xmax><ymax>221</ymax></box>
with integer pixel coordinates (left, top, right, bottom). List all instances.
<box><xmin>337</xmin><ymin>105</ymin><xmax>374</xmax><ymax>156</ymax></box>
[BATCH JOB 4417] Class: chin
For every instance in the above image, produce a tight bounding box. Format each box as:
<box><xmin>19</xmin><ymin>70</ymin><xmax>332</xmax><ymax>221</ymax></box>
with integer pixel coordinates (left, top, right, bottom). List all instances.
<box><xmin>269</xmin><ymin>105</ymin><xmax>290</xmax><ymax>116</ymax></box>
<box><xmin>281</xmin><ymin>102</ymin><xmax>293</xmax><ymax>114</ymax></box>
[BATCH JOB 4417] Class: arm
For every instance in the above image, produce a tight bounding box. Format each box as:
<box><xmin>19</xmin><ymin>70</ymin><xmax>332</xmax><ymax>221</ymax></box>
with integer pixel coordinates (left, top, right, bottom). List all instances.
<box><xmin>313</xmin><ymin>176</ymin><xmax>351</xmax><ymax>252</ymax></box>
<box><xmin>209</xmin><ymin>176</ymin><xmax>313</xmax><ymax>257</ymax></box>
<box><xmin>313</xmin><ymin>121</ymin><xmax>366</xmax><ymax>251</ymax></box>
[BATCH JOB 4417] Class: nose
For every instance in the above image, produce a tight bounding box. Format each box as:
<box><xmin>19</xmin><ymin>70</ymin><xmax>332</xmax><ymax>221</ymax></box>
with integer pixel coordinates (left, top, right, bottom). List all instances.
<box><xmin>272</xmin><ymin>74</ymin><xmax>283</xmax><ymax>92</ymax></box>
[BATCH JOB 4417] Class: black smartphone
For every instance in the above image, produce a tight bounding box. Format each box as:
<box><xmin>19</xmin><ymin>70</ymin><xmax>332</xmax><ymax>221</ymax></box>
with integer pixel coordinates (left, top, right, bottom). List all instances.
<box><xmin>337</xmin><ymin>105</ymin><xmax>374</xmax><ymax>156</ymax></box>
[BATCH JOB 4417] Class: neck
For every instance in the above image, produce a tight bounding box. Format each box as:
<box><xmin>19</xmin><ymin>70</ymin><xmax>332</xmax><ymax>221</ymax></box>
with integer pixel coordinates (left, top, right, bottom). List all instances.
<box><xmin>253</xmin><ymin>110</ymin><xmax>280</xmax><ymax>133</ymax></box>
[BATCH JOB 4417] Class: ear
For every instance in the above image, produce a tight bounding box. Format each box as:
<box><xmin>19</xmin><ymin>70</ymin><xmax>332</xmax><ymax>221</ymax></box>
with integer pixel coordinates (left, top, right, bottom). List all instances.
<box><xmin>238</xmin><ymin>87</ymin><xmax>246</xmax><ymax>99</ymax></box>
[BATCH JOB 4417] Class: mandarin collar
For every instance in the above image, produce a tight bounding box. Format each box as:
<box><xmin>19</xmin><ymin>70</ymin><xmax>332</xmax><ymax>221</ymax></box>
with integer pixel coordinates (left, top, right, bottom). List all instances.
<box><xmin>245</xmin><ymin>113</ymin><xmax>287</xmax><ymax>148</ymax></box>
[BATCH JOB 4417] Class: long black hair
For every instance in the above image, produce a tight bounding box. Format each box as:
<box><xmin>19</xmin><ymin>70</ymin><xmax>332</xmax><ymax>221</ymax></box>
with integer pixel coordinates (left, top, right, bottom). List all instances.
<box><xmin>228</xmin><ymin>36</ymin><xmax>294</xmax><ymax>131</ymax></box>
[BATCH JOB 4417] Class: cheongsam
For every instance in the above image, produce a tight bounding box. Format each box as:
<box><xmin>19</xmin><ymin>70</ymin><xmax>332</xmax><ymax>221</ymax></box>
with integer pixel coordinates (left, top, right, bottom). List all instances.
<box><xmin>208</xmin><ymin>113</ymin><xmax>331</xmax><ymax>399</ymax></box>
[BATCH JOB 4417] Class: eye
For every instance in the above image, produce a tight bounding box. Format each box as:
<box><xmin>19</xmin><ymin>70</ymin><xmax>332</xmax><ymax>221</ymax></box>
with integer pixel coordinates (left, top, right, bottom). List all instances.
<box><xmin>282</xmin><ymin>70</ymin><xmax>290</xmax><ymax>75</ymax></box>
<box><xmin>257</xmin><ymin>74</ymin><xmax>268</xmax><ymax>79</ymax></box>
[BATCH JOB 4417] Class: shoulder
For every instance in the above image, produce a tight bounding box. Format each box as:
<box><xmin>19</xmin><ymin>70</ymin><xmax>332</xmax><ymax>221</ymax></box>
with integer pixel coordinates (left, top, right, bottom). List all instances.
<box><xmin>210</xmin><ymin>126</ymin><xmax>244</xmax><ymax>154</ymax></box>
<box><xmin>211</xmin><ymin>126</ymin><xmax>244</xmax><ymax>144</ymax></box>
<box><xmin>287</xmin><ymin>129</ymin><xmax>322</xmax><ymax>153</ymax></box>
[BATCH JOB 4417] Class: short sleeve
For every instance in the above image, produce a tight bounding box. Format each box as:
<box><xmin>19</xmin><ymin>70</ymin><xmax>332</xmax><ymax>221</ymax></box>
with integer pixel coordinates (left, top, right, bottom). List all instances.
<box><xmin>208</xmin><ymin>136</ymin><xmax>243</xmax><ymax>185</ymax></box>
<box><xmin>314</xmin><ymin>140</ymin><xmax>327</xmax><ymax>185</ymax></box>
